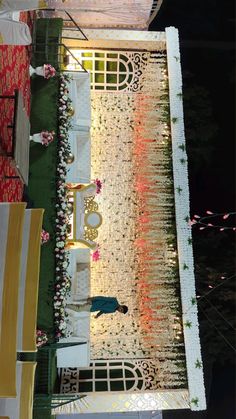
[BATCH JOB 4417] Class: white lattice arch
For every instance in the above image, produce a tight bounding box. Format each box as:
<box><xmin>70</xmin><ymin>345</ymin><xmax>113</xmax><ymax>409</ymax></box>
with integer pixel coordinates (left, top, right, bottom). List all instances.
<box><xmin>117</xmin><ymin>54</ymin><xmax>134</xmax><ymax>90</ymax></box>
<box><xmin>67</xmin><ymin>50</ymin><xmax>149</xmax><ymax>91</ymax></box>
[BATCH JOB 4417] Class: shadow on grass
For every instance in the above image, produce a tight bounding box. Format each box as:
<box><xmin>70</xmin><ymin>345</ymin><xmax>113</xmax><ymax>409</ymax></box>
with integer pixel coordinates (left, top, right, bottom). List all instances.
<box><xmin>29</xmin><ymin>143</ymin><xmax>47</xmax><ymax>164</ymax></box>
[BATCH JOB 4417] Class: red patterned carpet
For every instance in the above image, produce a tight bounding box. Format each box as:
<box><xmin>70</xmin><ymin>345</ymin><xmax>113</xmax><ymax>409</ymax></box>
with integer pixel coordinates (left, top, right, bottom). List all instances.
<box><xmin>0</xmin><ymin>12</ymin><xmax>32</xmax><ymax>201</ymax></box>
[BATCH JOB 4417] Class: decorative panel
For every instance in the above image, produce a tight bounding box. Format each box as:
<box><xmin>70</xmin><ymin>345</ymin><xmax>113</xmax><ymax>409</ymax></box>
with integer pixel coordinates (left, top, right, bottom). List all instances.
<box><xmin>53</xmin><ymin>389</ymin><xmax>190</xmax><ymax>414</ymax></box>
<box><xmin>59</xmin><ymin>30</ymin><xmax>206</xmax><ymax>412</ymax></box>
<box><xmin>61</xmin><ymin>356</ymin><xmax>187</xmax><ymax>395</ymax></box>
<box><xmin>66</xmin><ymin>50</ymin><xmax>167</xmax><ymax>92</ymax></box>
<box><xmin>73</xmin><ymin>51</ymin><xmax>188</xmax><ymax>390</ymax></box>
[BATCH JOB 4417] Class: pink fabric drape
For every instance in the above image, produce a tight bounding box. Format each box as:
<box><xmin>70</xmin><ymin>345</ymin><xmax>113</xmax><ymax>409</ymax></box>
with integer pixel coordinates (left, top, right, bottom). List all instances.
<box><xmin>0</xmin><ymin>0</ymin><xmax>153</xmax><ymax>29</ymax></box>
<box><xmin>49</xmin><ymin>0</ymin><xmax>153</xmax><ymax>29</ymax></box>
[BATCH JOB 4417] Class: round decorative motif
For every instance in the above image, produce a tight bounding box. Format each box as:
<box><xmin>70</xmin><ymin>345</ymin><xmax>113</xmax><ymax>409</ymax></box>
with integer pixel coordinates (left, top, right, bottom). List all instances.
<box><xmin>85</xmin><ymin>211</ymin><xmax>103</xmax><ymax>229</ymax></box>
<box><xmin>84</xmin><ymin>196</ymin><xmax>98</xmax><ymax>212</ymax></box>
<box><xmin>67</xmin><ymin>107</ymin><xmax>75</xmax><ymax>117</ymax></box>
<box><xmin>84</xmin><ymin>228</ymin><xmax>98</xmax><ymax>241</ymax></box>
<box><xmin>65</xmin><ymin>153</ymin><xmax>75</xmax><ymax>164</ymax></box>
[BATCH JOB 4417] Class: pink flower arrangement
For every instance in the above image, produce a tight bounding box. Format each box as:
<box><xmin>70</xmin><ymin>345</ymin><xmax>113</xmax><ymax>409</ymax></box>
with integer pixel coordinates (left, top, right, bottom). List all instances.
<box><xmin>41</xmin><ymin>229</ymin><xmax>50</xmax><ymax>244</ymax></box>
<box><xmin>44</xmin><ymin>64</ymin><xmax>56</xmax><ymax>79</ymax></box>
<box><xmin>36</xmin><ymin>329</ymin><xmax>48</xmax><ymax>347</ymax></box>
<box><xmin>91</xmin><ymin>248</ymin><xmax>100</xmax><ymax>262</ymax></box>
<box><xmin>41</xmin><ymin>130</ymin><xmax>55</xmax><ymax>146</ymax></box>
<box><xmin>93</xmin><ymin>178</ymin><xmax>102</xmax><ymax>194</ymax></box>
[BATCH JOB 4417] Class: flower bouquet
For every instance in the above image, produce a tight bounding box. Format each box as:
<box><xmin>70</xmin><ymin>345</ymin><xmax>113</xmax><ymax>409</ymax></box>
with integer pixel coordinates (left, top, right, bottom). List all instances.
<box><xmin>36</xmin><ymin>329</ymin><xmax>48</xmax><ymax>348</ymax></box>
<box><xmin>92</xmin><ymin>248</ymin><xmax>100</xmax><ymax>262</ymax></box>
<box><xmin>29</xmin><ymin>64</ymin><xmax>56</xmax><ymax>79</ymax></box>
<box><xmin>93</xmin><ymin>178</ymin><xmax>103</xmax><ymax>194</ymax></box>
<box><xmin>41</xmin><ymin>229</ymin><xmax>50</xmax><ymax>244</ymax></box>
<box><xmin>44</xmin><ymin>64</ymin><xmax>56</xmax><ymax>79</ymax></box>
<box><xmin>30</xmin><ymin>130</ymin><xmax>55</xmax><ymax>147</ymax></box>
<box><xmin>41</xmin><ymin>130</ymin><xmax>55</xmax><ymax>146</ymax></box>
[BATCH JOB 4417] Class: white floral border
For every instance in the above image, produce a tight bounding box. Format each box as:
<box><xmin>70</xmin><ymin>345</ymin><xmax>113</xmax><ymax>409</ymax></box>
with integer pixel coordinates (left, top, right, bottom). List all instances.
<box><xmin>54</xmin><ymin>74</ymin><xmax>73</xmax><ymax>338</ymax></box>
<box><xmin>165</xmin><ymin>26</ymin><xmax>206</xmax><ymax>411</ymax></box>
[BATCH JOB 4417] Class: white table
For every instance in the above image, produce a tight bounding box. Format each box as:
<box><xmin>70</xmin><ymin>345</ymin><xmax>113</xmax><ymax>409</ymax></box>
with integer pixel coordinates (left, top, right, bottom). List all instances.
<box><xmin>65</xmin><ymin>71</ymin><xmax>91</xmax><ymax>184</ymax></box>
<box><xmin>0</xmin><ymin>91</ymin><xmax>30</xmax><ymax>184</ymax></box>
<box><xmin>66</xmin><ymin>130</ymin><xmax>91</xmax><ymax>184</ymax></box>
<box><xmin>67</xmin><ymin>248</ymin><xmax>90</xmax><ymax>302</ymax></box>
<box><xmin>57</xmin><ymin>249</ymin><xmax>91</xmax><ymax>368</ymax></box>
<box><xmin>65</xmin><ymin>71</ymin><xmax>91</xmax><ymax>132</ymax></box>
<box><xmin>0</xmin><ymin>19</ymin><xmax>32</xmax><ymax>45</ymax></box>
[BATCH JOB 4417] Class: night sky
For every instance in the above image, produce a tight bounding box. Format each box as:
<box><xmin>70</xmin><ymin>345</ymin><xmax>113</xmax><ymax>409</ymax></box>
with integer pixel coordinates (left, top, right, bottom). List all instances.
<box><xmin>151</xmin><ymin>0</ymin><xmax>235</xmax><ymax>211</ymax></box>
<box><xmin>150</xmin><ymin>1</ymin><xmax>236</xmax><ymax>418</ymax></box>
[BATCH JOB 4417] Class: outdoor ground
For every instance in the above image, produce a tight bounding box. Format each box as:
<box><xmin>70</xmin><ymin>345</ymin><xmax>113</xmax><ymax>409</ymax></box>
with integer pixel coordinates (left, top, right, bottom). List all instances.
<box><xmin>0</xmin><ymin>13</ymin><xmax>31</xmax><ymax>201</ymax></box>
<box><xmin>0</xmin><ymin>12</ymin><xmax>57</xmax><ymax>419</ymax></box>
<box><xmin>0</xmin><ymin>12</ymin><xmax>62</xmax><ymax>337</ymax></box>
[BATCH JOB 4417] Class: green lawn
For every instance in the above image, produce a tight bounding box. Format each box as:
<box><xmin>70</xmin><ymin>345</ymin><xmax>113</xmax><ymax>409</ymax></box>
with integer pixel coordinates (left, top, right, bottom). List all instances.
<box><xmin>29</xmin><ymin>19</ymin><xmax>66</xmax><ymax>418</ymax></box>
<box><xmin>29</xmin><ymin>76</ymin><xmax>60</xmax><ymax>417</ymax></box>
<box><xmin>29</xmin><ymin>76</ymin><xmax>59</xmax><ymax>334</ymax></box>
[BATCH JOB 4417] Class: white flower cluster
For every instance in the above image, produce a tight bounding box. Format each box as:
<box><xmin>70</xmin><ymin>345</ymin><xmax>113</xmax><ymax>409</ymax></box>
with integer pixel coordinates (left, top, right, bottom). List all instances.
<box><xmin>54</xmin><ymin>74</ymin><xmax>73</xmax><ymax>338</ymax></box>
<box><xmin>166</xmin><ymin>27</ymin><xmax>206</xmax><ymax>411</ymax></box>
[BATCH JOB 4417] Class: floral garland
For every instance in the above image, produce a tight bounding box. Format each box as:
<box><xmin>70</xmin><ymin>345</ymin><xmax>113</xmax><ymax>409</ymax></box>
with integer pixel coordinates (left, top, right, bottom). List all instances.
<box><xmin>190</xmin><ymin>210</ymin><xmax>236</xmax><ymax>232</ymax></box>
<box><xmin>36</xmin><ymin>329</ymin><xmax>48</xmax><ymax>347</ymax></box>
<box><xmin>54</xmin><ymin>73</ymin><xmax>73</xmax><ymax>338</ymax></box>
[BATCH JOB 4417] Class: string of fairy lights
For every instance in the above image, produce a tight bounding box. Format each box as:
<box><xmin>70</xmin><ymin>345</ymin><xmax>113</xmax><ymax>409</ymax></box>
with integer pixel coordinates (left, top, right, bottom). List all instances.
<box><xmin>160</xmin><ymin>61</ymin><xmax>236</xmax><ymax>349</ymax></box>
<box><xmin>190</xmin><ymin>211</ymin><xmax>236</xmax><ymax>352</ymax></box>
<box><xmin>177</xmin><ymin>206</ymin><xmax>236</xmax><ymax>350</ymax></box>
<box><xmin>182</xmin><ymin>271</ymin><xmax>236</xmax><ymax>353</ymax></box>
<box><xmin>198</xmin><ymin>306</ymin><xmax>236</xmax><ymax>355</ymax></box>
<box><xmin>190</xmin><ymin>210</ymin><xmax>236</xmax><ymax>231</ymax></box>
